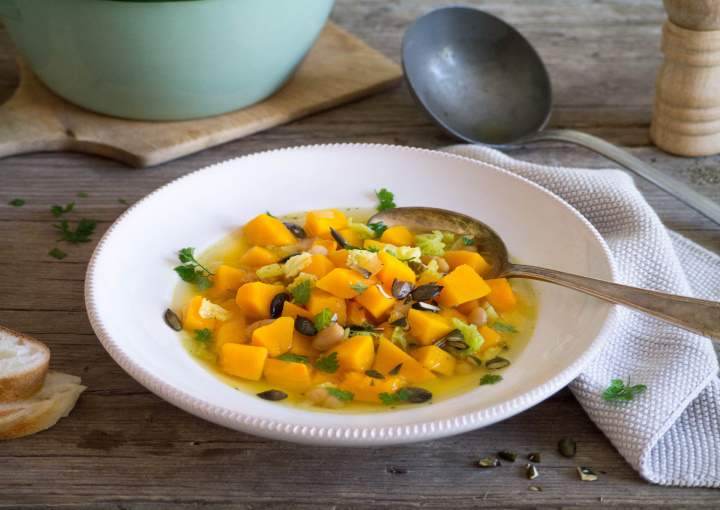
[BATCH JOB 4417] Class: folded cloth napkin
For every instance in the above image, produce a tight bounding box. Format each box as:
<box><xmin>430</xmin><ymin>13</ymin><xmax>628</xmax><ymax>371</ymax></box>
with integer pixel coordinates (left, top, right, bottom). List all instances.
<box><xmin>441</xmin><ymin>144</ymin><xmax>720</xmax><ymax>487</ymax></box>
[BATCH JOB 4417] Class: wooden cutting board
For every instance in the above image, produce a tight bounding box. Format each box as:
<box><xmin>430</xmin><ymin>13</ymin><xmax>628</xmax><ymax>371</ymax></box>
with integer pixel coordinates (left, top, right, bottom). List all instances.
<box><xmin>0</xmin><ymin>23</ymin><xmax>403</xmax><ymax>167</ymax></box>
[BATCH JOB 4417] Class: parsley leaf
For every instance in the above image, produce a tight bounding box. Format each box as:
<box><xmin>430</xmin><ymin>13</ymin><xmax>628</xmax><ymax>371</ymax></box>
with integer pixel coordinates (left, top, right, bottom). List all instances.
<box><xmin>480</xmin><ymin>374</ymin><xmax>503</xmax><ymax>385</ymax></box>
<box><xmin>276</xmin><ymin>353</ymin><xmax>309</xmax><ymax>364</ymax></box>
<box><xmin>602</xmin><ymin>376</ymin><xmax>647</xmax><ymax>402</ymax></box>
<box><xmin>118</xmin><ymin>198</ymin><xmax>129</xmax><ymax>207</ymax></box>
<box><xmin>315</xmin><ymin>352</ymin><xmax>340</xmax><ymax>374</ymax></box>
<box><xmin>461</xmin><ymin>236</ymin><xmax>475</xmax><ymax>246</ymax></box>
<box><xmin>314</xmin><ymin>308</ymin><xmax>333</xmax><ymax>332</ymax></box>
<box><xmin>174</xmin><ymin>247</ymin><xmax>215</xmax><ymax>291</ymax></box>
<box><xmin>265</xmin><ymin>211</ymin><xmax>276</xmax><ymax>218</ymax></box>
<box><xmin>8</xmin><ymin>199</ymin><xmax>24</xmax><ymax>207</ymax></box>
<box><xmin>491</xmin><ymin>322</ymin><xmax>518</xmax><ymax>333</ymax></box>
<box><xmin>326</xmin><ymin>388</ymin><xmax>355</xmax><ymax>402</ymax></box>
<box><xmin>346</xmin><ymin>245</ymin><xmax>379</xmax><ymax>253</ymax></box>
<box><xmin>367</xmin><ymin>222</ymin><xmax>388</xmax><ymax>237</ymax></box>
<box><xmin>350</xmin><ymin>282</ymin><xmax>368</xmax><ymax>295</ymax></box>
<box><xmin>53</xmin><ymin>218</ymin><xmax>98</xmax><ymax>243</ymax></box>
<box><xmin>49</xmin><ymin>248</ymin><xmax>67</xmax><ymax>260</ymax></box>
<box><xmin>51</xmin><ymin>202</ymin><xmax>75</xmax><ymax>217</ymax></box>
<box><xmin>375</xmin><ymin>188</ymin><xmax>396</xmax><ymax>211</ymax></box>
<box><xmin>379</xmin><ymin>388</ymin><xmax>410</xmax><ymax>406</ymax></box>
<box><xmin>193</xmin><ymin>328</ymin><xmax>213</xmax><ymax>344</ymax></box>
<box><xmin>291</xmin><ymin>279</ymin><xmax>312</xmax><ymax>305</ymax></box>
<box><xmin>77</xmin><ymin>192</ymin><xmax>88</xmax><ymax>198</ymax></box>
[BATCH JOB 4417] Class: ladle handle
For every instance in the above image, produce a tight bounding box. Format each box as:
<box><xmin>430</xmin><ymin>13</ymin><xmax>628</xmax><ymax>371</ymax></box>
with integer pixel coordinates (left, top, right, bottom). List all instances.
<box><xmin>520</xmin><ymin>128</ymin><xmax>720</xmax><ymax>226</ymax></box>
<box><xmin>507</xmin><ymin>264</ymin><xmax>720</xmax><ymax>341</ymax></box>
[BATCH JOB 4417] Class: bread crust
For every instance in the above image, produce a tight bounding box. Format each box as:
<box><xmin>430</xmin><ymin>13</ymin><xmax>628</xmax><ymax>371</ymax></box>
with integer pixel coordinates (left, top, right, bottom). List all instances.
<box><xmin>0</xmin><ymin>325</ymin><xmax>50</xmax><ymax>403</ymax></box>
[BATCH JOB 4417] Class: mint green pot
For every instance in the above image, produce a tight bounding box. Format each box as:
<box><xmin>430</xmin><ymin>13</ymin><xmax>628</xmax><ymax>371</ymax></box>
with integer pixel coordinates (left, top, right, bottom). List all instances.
<box><xmin>0</xmin><ymin>0</ymin><xmax>335</xmax><ymax>120</ymax></box>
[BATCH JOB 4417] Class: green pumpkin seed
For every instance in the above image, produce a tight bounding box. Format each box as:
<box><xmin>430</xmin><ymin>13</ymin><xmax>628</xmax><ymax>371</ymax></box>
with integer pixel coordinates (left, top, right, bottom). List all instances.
<box><xmin>257</xmin><ymin>389</ymin><xmax>288</xmax><ymax>401</ymax></box>
<box><xmin>527</xmin><ymin>464</ymin><xmax>539</xmax><ymax>480</ymax></box>
<box><xmin>405</xmin><ymin>387</ymin><xmax>433</xmax><ymax>403</ymax></box>
<box><xmin>478</xmin><ymin>458</ymin><xmax>501</xmax><ymax>468</ymax></box>
<box><xmin>283</xmin><ymin>223</ymin><xmax>306</xmax><ymax>239</ymax></box>
<box><xmin>577</xmin><ymin>467</ymin><xmax>598</xmax><ymax>481</ymax></box>
<box><xmin>558</xmin><ymin>437</ymin><xmax>576</xmax><ymax>458</ymax></box>
<box><xmin>164</xmin><ymin>309</ymin><xmax>182</xmax><ymax>331</ymax></box>
<box><xmin>365</xmin><ymin>369</ymin><xmax>386</xmax><ymax>379</ymax></box>
<box><xmin>527</xmin><ymin>452</ymin><xmax>542</xmax><ymax>462</ymax></box>
<box><xmin>485</xmin><ymin>357</ymin><xmax>511</xmax><ymax>370</ymax></box>
<box><xmin>497</xmin><ymin>451</ymin><xmax>517</xmax><ymax>462</ymax></box>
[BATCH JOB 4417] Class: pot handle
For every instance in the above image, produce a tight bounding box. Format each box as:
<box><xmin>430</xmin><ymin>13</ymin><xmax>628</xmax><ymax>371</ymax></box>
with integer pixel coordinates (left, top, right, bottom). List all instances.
<box><xmin>0</xmin><ymin>0</ymin><xmax>21</xmax><ymax>20</ymax></box>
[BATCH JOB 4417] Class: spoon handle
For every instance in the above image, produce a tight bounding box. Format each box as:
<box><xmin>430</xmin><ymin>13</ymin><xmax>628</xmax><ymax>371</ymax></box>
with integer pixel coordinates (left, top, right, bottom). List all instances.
<box><xmin>507</xmin><ymin>264</ymin><xmax>720</xmax><ymax>341</ymax></box>
<box><xmin>520</xmin><ymin>128</ymin><xmax>720</xmax><ymax>226</ymax></box>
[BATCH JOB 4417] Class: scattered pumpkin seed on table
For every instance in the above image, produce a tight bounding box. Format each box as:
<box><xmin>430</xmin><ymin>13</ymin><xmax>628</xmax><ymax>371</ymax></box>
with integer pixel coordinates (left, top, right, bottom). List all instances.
<box><xmin>558</xmin><ymin>437</ymin><xmax>577</xmax><ymax>457</ymax></box>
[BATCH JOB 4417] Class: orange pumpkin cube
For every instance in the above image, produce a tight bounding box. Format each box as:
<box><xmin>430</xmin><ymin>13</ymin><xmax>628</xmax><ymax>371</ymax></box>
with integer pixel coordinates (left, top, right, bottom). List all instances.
<box><xmin>183</xmin><ymin>295</ymin><xmax>216</xmax><ymax>333</ymax></box>
<box><xmin>311</xmin><ymin>239</ymin><xmax>339</xmax><ymax>254</ymax></box>
<box><xmin>376</xmin><ymin>250</ymin><xmax>416</xmax><ymax>293</ymax></box>
<box><xmin>305</xmin><ymin>288</ymin><xmax>347</xmax><ymax>325</ymax></box>
<box><xmin>281</xmin><ymin>301</ymin><xmax>315</xmax><ymax>321</ymax></box>
<box><xmin>209</xmin><ymin>265</ymin><xmax>249</xmax><ymax>297</ymax></box>
<box><xmin>455</xmin><ymin>298</ymin><xmax>482</xmax><ymax>316</ymax></box>
<box><xmin>364</xmin><ymin>239</ymin><xmax>388</xmax><ymax>251</ymax></box>
<box><xmin>326</xmin><ymin>249</ymin><xmax>349</xmax><ymax>268</ymax></box>
<box><xmin>251</xmin><ymin>316</ymin><xmax>294</xmax><ymax>357</ymax></box>
<box><xmin>263</xmin><ymin>358</ymin><xmax>314</xmax><ymax>391</ymax></box>
<box><xmin>236</xmin><ymin>282</ymin><xmax>287</xmax><ymax>319</ymax></box>
<box><xmin>443</xmin><ymin>251</ymin><xmax>491</xmax><ymax>277</ymax></box>
<box><xmin>475</xmin><ymin>325</ymin><xmax>503</xmax><ymax>354</ymax></box>
<box><xmin>435</xmin><ymin>264</ymin><xmax>491</xmax><ymax>307</ymax></box>
<box><xmin>243</xmin><ymin>214</ymin><xmax>297</xmax><ymax>246</ymax></box>
<box><xmin>346</xmin><ymin>300</ymin><xmax>370</xmax><ymax>326</ymax></box>
<box><xmin>316</xmin><ymin>268</ymin><xmax>368</xmax><ymax>299</ymax></box>
<box><xmin>410</xmin><ymin>345</ymin><xmax>456</xmax><ymax>376</ymax></box>
<box><xmin>380</xmin><ymin>225</ymin><xmax>415</xmax><ymax>247</ymax></box>
<box><xmin>407</xmin><ymin>308</ymin><xmax>454</xmax><ymax>345</ymax></box>
<box><xmin>327</xmin><ymin>335</ymin><xmax>376</xmax><ymax>372</ymax></box>
<box><xmin>340</xmin><ymin>371</ymin><xmax>406</xmax><ymax>403</ymax></box>
<box><xmin>353</xmin><ymin>284</ymin><xmax>396</xmax><ymax>320</ymax></box>
<box><xmin>241</xmin><ymin>246</ymin><xmax>280</xmax><ymax>267</ymax></box>
<box><xmin>219</xmin><ymin>343</ymin><xmax>268</xmax><ymax>380</ymax></box>
<box><xmin>337</xmin><ymin>228</ymin><xmax>362</xmax><ymax>247</ymax></box>
<box><xmin>290</xmin><ymin>330</ymin><xmax>321</xmax><ymax>358</ymax></box>
<box><xmin>484</xmin><ymin>278</ymin><xmax>518</xmax><ymax>314</ymax></box>
<box><xmin>373</xmin><ymin>338</ymin><xmax>435</xmax><ymax>383</ymax></box>
<box><xmin>213</xmin><ymin>322</ymin><xmax>247</xmax><ymax>349</ymax></box>
<box><xmin>305</xmin><ymin>209</ymin><xmax>349</xmax><ymax>239</ymax></box>
<box><xmin>301</xmin><ymin>254</ymin><xmax>336</xmax><ymax>280</ymax></box>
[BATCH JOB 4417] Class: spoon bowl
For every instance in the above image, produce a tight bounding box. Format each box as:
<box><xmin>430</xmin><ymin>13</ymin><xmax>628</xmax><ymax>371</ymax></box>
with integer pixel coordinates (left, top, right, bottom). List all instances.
<box><xmin>401</xmin><ymin>6</ymin><xmax>720</xmax><ymax>225</ymax></box>
<box><xmin>369</xmin><ymin>206</ymin><xmax>720</xmax><ymax>341</ymax></box>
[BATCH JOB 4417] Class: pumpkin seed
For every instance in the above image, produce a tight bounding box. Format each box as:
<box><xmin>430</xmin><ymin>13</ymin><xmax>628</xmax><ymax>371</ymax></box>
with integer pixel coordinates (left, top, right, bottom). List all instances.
<box><xmin>432</xmin><ymin>338</ymin><xmax>446</xmax><ymax>349</ymax></box>
<box><xmin>405</xmin><ymin>387</ymin><xmax>432</xmax><ymax>403</ymax></box>
<box><xmin>468</xmin><ymin>355</ymin><xmax>483</xmax><ymax>367</ymax></box>
<box><xmin>497</xmin><ymin>451</ymin><xmax>517</xmax><ymax>462</ymax></box>
<box><xmin>526</xmin><ymin>464</ymin><xmax>539</xmax><ymax>480</ymax></box>
<box><xmin>411</xmin><ymin>301</ymin><xmax>441</xmax><ymax>313</ymax></box>
<box><xmin>376</xmin><ymin>285</ymin><xmax>394</xmax><ymax>300</ymax></box>
<box><xmin>329</xmin><ymin>227</ymin><xmax>349</xmax><ymax>247</ymax></box>
<box><xmin>391</xmin><ymin>279</ymin><xmax>414</xmax><ymax>300</ymax></box>
<box><xmin>527</xmin><ymin>452</ymin><xmax>542</xmax><ymax>463</ymax></box>
<box><xmin>283</xmin><ymin>222</ymin><xmax>306</xmax><ymax>239</ymax></box>
<box><xmin>410</xmin><ymin>284</ymin><xmax>443</xmax><ymax>302</ymax></box>
<box><xmin>389</xmin><ymin>363</ymin><xmax>403</xmax><ymax>375</ymax></box>
<box><xmin>349</xmin><ymin>265</ymin><xmax>371</xmax><ymax>278</ymax></box>
<box><xmin>365</xmin><ymin>369</ymin><xmax>385</xmax><ymax>379</ymax></box>
<box><xmin>257</xmin><ymin>389</ymin><xmax>288</xmax><ymax>401</ymax></box>
<box><xmin>269</xmin><ymin>292</ymin><xmax>290</xmax><ymax>319</ymax></box>
<box><xmin>164</xmin><ymin>309</ymin><xmax>182</xmax><ymax>331</ymax></box>
<box><xmin>278</xmin><ymin>252</ymin><xmax>302</xmax><ymax>264</ymax></box>
<box><xmin>446</xmin><ymin>340</ymin><xmax>469</xmax><ymax>350</ymax></box>
<box><xmin>577</xmin><ymin>467</ymin><xmax>598</xmax><ymax>481</ymax></box>
<box><xmin>478</xmin><ymin>458</ymin><xmax>501</xmax><ymax>468</ymax></box>
<box><xmin>408</xmin><ymin>260</ymin><xmax>427</xmax><ymax>276</ymax></box>
<box><xmin>294</xmin><ymin>316</ymin><xmax>317</xmax><ymax>336</ymax></box>
<box><xmin>528</xmin><ymin>486</ymin><xmax>544</xmax><ymax>492</ymax></box>
<box><xmin>444</xmin><ymin>329</ymin><xmax>464</xmax><ymax>342</ymax></box>
<box><xmin>389</xmin><ymin>317</ymin><xmax>408</xmax><ymax>328</ymax></box>
<box><xmin>485</xmin><ymin>356</ymin><xmax>511</xmax><ymax>370</ymax></box>
<box><xmin>558</xmin><ymin>437</ymin><xmax>576</xmax><ymax>458</ymax></box>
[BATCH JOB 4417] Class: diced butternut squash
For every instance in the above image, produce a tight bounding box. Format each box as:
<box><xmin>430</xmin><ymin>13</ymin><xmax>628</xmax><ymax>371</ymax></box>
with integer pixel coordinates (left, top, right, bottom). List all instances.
<box><xmin>416</xmin><ymin>272</ymin><xmax>441</xmax><ymax>286</ymax></box>
<box><xmin>251</xmin><ymin>316</ymin><xmax>294</xmax><ymax>357</ymax></box>
<box><xmin>443</xmin><ymin>251</ymin><xmax>491</xmax><ymax>277</ymax></box>
<box><xmin>312</xmin><ymin>370</ymin><xmax>343</xmax><ymax>387</ymax></box>
<box><xmin>340</xmin><ymin>371</ymin><xmax>406</xmax><ymax>404</ymax></box>
<box><xmin>484</xmin><ymin>279</ymin><xmax>518</xmax><ymax>314</ymax></box>
<box><xmin>217</xmin><ymin>298</ymin><xmax>245</xmax><ymax>325</ymax></box>
<box><xmin>311</xmin><ymin>239</ymin><xmax>339</xmax><ymax>254</ymax></box>
<box><xmin>327</xmin><ymin>335</ymin><xmax>376</xmax><ymax>372</ymax></box>
<box><xmin>363</xmin><ymin>239</ymin><xmax>388</xmax><ymax>251</ymax></box>
<box><xmin>435</xmin><ymin>264</ymin><xmax>491</xmax><ymax>307</ymax></box>
<box><xmin>316</xmin><ymin>268</ymin><xmax>368</xmax><ymax>300</ymax></box>
<box><xmin>243</xmin><ymin>214</ymin><xmax>297</xmax><ymax>246</ymax></box>
<box><xmin>475</xmin><ymin>325</ymin><xmax>503</xmax><ymax>354</ymax></box>
<box><xmin>410</xmin><ymin>346</ymin><xmax>456</xmax><ymax>376</ymax></box>
<box><xmin>305</xmin><ymin>209</ymin><xmax>349</xmax><ymax>239</ymax></box>
<box><xmin>263</xmin><ymin>358</ymin><xmax>314</xmax><ymax>391</ymax></box>
<box><xmin>407</xmin><ymin>308</ymin><xmax>454</xmax><ymax>345</ymax></box>
<box><xmin>455</xmin><ymin>298</ymin><xmax>481</xmax><ymax>316</ymax></box>
<box><xmin>281</xmin><ymin>301</ymin><xmax>315</xmax><ymax>321</ymax></box>
<box><xmin>346</xmin><ymin>300</ymin><xmax>369</xmax><ymax>326</ymax></box>
<box><xmin>305</xmin><ymin>288</ymin><xmax>347</xmax><ymax>325</ymax></box>
<box><xmin>327</xmin><ymin>249</ymin><xmax>349</xmax><ymax>268</ymax></box>
<box><xmin>183</xmin><ymin>295</ymin><xmax>215</xmax><ymax>333</ymax></box>
<box><xmin>376</xmin><ymin>250</ymin><xmax>416</xmax><ymax>293</ymax></box>
<box><xmin>353</xmin><ymin>284</ymin><xmax>396</xmax><ymax>320</ymax></box>
<box><xmin>301</xmin><ymin>254</ymin><xmax>336</xmax><ymax>280</ymax></box>
<box><xmin>242</xmin><ymin>246</ymin><xmax>280</xmax><ymax>267</ymax></box>
<box><xmin>236</xmin><ymin>282</ymin><xmax>287</xmax><ymax>319</ymax></box>
<box><xmin>290</xmin><ymin>330</ymin><xmax>321</xmax><ymax>358</ymax></box>
<box><xmin>209</xmin><ymin>265</ymin><xmax>248</xmax><ymax>297</ymax></box>
<box><xmin>438</xmin><ymin>306</ymin><xmax>468</xmax><ymax>325</ymax></box>
<box><xmin>373</xmin><ymin>338</ymin><xmax>435</xmax><ymax>383</ymax></box>
<box><xmin>213</xmin><ymin>322</ymin><xmax>247</xmax><ymax>349</ymax></box>
<box><xmin>337</xmin><ymin>228</ymin><xmax>362</xmax><ymax>247</ymax></box>
<box><xmin>380</xmin><ymin>225</ymin><xmax>415</xmax><ymax>247</ymax></box>
<box><xmin>219</xmin><ymin>343</ymin><xmax>267</xmax><ymax>380</ymax></box>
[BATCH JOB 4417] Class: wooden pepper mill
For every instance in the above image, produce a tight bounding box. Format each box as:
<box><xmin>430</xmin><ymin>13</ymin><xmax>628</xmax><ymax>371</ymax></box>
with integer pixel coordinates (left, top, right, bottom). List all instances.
<box><xmin>650</xmin><ymin>0</ymin><xmax>720</xmax><ymax>156</ymax></box>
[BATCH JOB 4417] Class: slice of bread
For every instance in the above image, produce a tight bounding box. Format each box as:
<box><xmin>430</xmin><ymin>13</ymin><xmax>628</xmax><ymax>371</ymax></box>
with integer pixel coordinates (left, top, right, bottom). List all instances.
<box><xmin>0</xmin><ymin>325</ymin><xmax>50</xmax><ymax>403</ymax></box>
<box><xmin>0</xmin><ymin>371</ymin><xmax>86</xmax><ymax>441</ymax></box>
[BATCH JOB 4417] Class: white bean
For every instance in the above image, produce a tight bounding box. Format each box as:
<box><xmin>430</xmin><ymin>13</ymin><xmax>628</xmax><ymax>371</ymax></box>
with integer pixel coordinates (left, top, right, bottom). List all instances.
<box><xmin>468</xmin><ymin>307</ymin><xmax>488</xmax><ymax>328</ymax></box>
<box><xmin>323</xmin><ymin>395</ymin><xmax>344</xmax><ymax>409</ymax></box>
<box><xmin>308</xmin><ymin>245</ymin><xmax>329</xmax><ymax>256</ymax></box>
<box><xmin>311</xmin><ymin>323</ymin><xmax>345</xmax><ymax>351</ymax></box>
<box><xmin>306</xmin><ymin>387</ymin><xmax>329</xmax><ymax>403</ymax></box>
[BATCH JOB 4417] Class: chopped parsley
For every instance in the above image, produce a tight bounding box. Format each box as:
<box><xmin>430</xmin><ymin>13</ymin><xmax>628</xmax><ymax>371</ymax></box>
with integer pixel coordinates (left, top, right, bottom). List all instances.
<box><xmin>367</xmin><ymin>222</ymin><xmax>388</xmax><ymax>237</ymax></box>
<box><xmin>8</xmin><ymin>199</ymin><xmax>24</xmax><ymax>207</ymax></box>
<box><xmin>77</xmin><ymin>192</ymin><xmax>88</xmax><ymax>198</ymax></box>
<box><xmin>602</xmin><ymin>377</ymin><xmax>647</xmax><ymax>402</ymax></box>
<box><xmin>379</xmin><ymin>388</ymin><xmax>409</xmax><ymax>405</ymax></box>
<box><xmin>193</xmin><ymin>328</ymin><xmax>213</xmax><ymax>344</ymax></box>
<box><xmin>461</xmin><ymin>236</ymin><xmax>475</xmax><ymax>246</ymax></box>
<box><xmin>118</xmin><ymin>198</ymin><xmax>129</xmax><ymax>206</ymax></box>
<box><xmin>315</xmin><ymin>352</ymin><xmax>340</xmax><ymax>374</ymax></box>
<box><xmin>480</xmin><ymin>374</ymin><xmax>503</xmax><ymax>385</ymax></box>
<box><xmin>491</xmin><ymin>321</ymin><xmax>518</xmax><ymax>333</ymax></box>
<box><xmin>350</xmin><ymin>282</ymin><xmax>368</xmax><ymax>295</ymax></box>
<box><xmin>276</xmin><ymin>353</ymin><xmax>309</xmax><ymax>364</ymax></box>
<box><xmin>346</xmin><ymin>245</ymin><xmax>379</xmax><ymax>253</ymax></box>
<box><xmin>53</xmin><ymin>218</ymin><xmax>98</xmax><ymax>243</ymax></box>
<box><xmin>51</xmin><ymin>202</ymin><xmax>75</xmax><ymax>217</ymax></box>
<box><xmin>49</xmin><ymin>248</ymin><xmax>67</xmax><ymax>260</ymax></box>
<box><xmin>291</xmin><ymin>279</ymin><xmax>312</xmax><ymax>305</ymax></box>
<box><xmin>326</xmin><ymin>388</ymin><xmax>354</xmax><ymax>402</ymax></box>
<box><xmin>313</xmin><ymin>308</ymin><xmax>333</xmax><ymax>331</ymax></box>
<box><xmin>375</xmin><ymin>188</ymin><xmax>396</xmax><ymax>211</ymax></box>
<box><xmin>174</xmin><ymin>247</ymin><xmax>215</xmax><ymax>291</ymax></box>
<box><xmin>265</xmin><ymin>211</ymin><xmax>276</xmax><ymax>218</ymax></box>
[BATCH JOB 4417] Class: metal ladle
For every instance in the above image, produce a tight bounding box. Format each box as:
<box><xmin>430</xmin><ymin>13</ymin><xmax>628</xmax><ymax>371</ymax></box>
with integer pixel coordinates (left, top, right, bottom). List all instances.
<box><xmin>401</xmin><ymin>6</ymin><xmax>720</xmax><ymax>226</ymax></box>
<box><xmin>368</xmin><ymin>207</ymin><xmax>720</xmax><ymax>341</ymax></box>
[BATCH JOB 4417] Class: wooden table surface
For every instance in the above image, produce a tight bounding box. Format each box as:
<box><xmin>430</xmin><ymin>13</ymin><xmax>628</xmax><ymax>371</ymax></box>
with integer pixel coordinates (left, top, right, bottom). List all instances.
<box><xmin>1</xmin><ymin>1</ymin><xmax>719</xmax><ymax>508</ymax></box>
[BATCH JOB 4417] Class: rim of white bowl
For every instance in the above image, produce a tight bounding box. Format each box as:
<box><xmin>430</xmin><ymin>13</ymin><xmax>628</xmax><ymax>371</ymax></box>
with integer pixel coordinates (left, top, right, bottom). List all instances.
<box><xmin>85</xmin><ymin>143</ymin><xmax>620</xmax><ymax>445</ymax></box>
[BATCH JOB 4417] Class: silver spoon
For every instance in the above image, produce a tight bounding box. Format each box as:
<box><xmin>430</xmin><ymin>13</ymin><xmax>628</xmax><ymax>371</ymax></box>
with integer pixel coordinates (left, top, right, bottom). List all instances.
<box><xmin>401</xmin><ymin>6</ymin><xmax>720</xmax><ymax>226</ymax></box>
<box><xmin>369</xmin><ymin>207</ymin><xmax>720</xmax><ymax>341</ymax></box>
